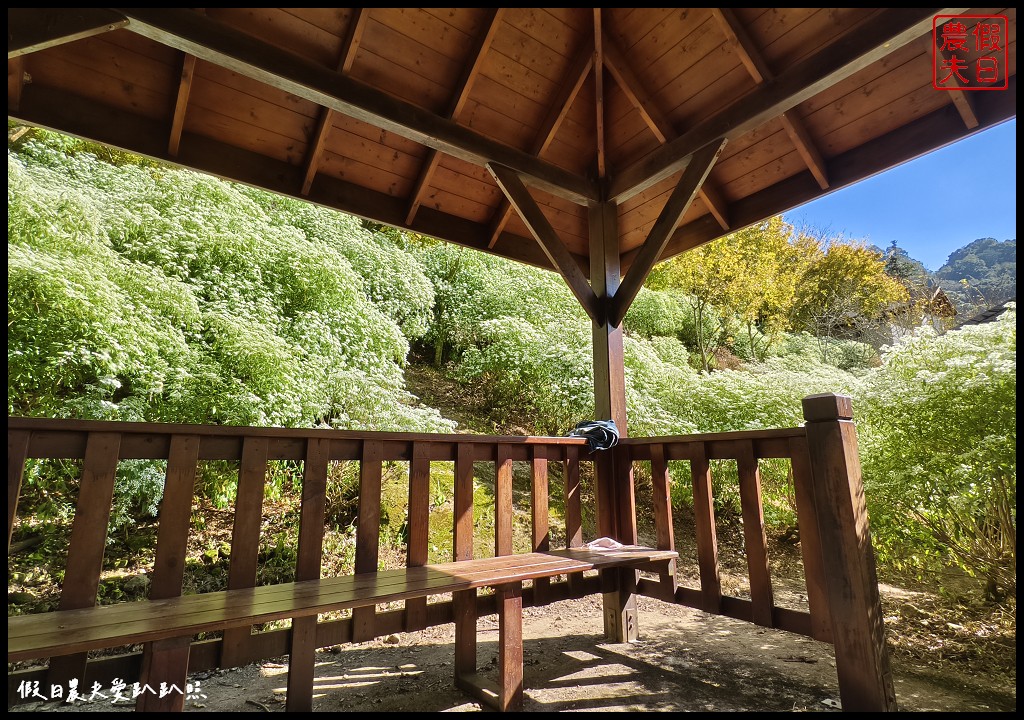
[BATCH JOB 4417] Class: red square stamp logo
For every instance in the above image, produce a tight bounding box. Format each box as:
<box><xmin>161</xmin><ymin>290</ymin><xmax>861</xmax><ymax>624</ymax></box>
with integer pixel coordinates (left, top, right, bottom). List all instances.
<box><xmin>933</xmin><ymin>14</ymin><xmax>1008</xmax><ymax>90</ymax></box>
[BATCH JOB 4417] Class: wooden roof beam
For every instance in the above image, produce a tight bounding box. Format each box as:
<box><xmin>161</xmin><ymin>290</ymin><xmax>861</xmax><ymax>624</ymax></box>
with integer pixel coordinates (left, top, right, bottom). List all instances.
<box><xmin>602</xmin><ymin>32</ymin><xmax>730</xmax><ymax>230</ymax></box>
<box><xmin>8</xmin><ymin>56</ymin><xmax>25</xmax><ymax>112</ymax></box>
<box><xmin>620</xmin><ymin>76</ymin><xmax>1015</xmax><ymax>272</ymax></box>
<box><xmin>609</xmin><ymin>7</ymin><xmax>962</xmax><ymax>204</ymax></box>
<box><xmin>711</xmin><ymin>8</ymin><xmax>830</xmax><ymax>190</ymax></box>
<box><xmin>487</xmin><ymin>163</ymin><xmax>599</xmax><ymax>323</ymax></box>
<box><xmin>487</xmin><ymin>40</ymin><xmax>594</xmax><ymax>248</ymax></box>
<box><xmin>118</xmin><ymin>8</ymin><xmax>599</xmax><ymax>205</ymax></box>
<box><xmin>609</xmin><ymin>139</ymin><xmax>726</xmax><ymax>328</ymax></box>
<box><xmin>933</xmin><ymin>39</ymin><xmax>980</xmax><ymax>129</ymax></box>
<box><xmin>300</xmin><ymin>8</ymin><xmax>367</xmax><ymax>196</ymax></box>
<box><xmin>594</xmin><ymin>9</ymin><xmax>607</xmax><ymax>180</ymax></box>
<box><xmin>8</xmin><ymin>8</ymin><xmax>127</xmax><ymax>59</ymax></box>
<box><xmin>406</xmin><ymin>9</ymin><xmax>503</xmax><ymax>224</ymax></box>
<box><xmin>167</xmin><ymin>54</ymin><xmax>197</xmax><ymax>157</ymax></box>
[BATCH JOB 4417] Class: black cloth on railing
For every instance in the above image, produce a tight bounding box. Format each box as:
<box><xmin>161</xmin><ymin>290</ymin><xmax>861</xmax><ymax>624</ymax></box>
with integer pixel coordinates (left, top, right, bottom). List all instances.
<box><xmin>567</xmin><ymin>420</ymin><xmax>620</xmax><ymax>452</ymax></box>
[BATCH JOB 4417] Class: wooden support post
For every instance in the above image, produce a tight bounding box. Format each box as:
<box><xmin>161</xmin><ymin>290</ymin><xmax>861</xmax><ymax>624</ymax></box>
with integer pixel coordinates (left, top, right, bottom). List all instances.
<box><xmin>589</xmin><ymin>200</ymin><xmax>638</xmax><ymax>643</ymax></box>
<box><xmin>497</xmin><ymin>582</ymin><xmax>524</xmax><ymax>711</ymax></box>
<box><xmin>802</xmin><ymin>393</ymin><xmax>897</xmax><ymax>712</ymax></box>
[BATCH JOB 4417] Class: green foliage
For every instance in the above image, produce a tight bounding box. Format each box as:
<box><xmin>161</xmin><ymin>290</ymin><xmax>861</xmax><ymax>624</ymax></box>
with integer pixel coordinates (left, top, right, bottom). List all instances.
<box><xmin>623</xmin><ymin>288</ymin><xmax>689</xmax><ymax>339</ymax></box>
<box><xmin>8</xmin><ymin>131</ymin><xmax>452</xmax><ymax>434</ymax></box>
<box><xmin>791</xmin><ymin>240</ymin><xmax>908</xmax><ymax>362</ymax></box>
<box><xmin>859</xmin><ymin>305</ymin><xmax>1016</xmax><ymax>596</ymax></box>
<box><xmin>934</xmin><ymin>237</ymin><xmax>1016</xmax><ymax>316</ymax></box>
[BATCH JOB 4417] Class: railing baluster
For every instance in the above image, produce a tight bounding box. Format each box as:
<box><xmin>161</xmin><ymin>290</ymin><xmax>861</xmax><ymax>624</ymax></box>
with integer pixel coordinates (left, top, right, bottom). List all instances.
<box><xmin>8</xmin><ymin>429</ymin><xmax>30</xmax><ymax>550</ymax></box>
<box><xmin>650</xmin><ymin>443</ymin><xmax>678</xmax><ymax>601</ymax></box>
<box><xmin>453</xmin><ymin>442</ymin><xmax>476</xmax><ymax>676</ymax></box>
<box><xmin>531</xmin><ymin>445</ymin><xmax>550</xmax><ymax>604</ymax></box>
<box><xmin>221</xmin><ymin>436</ymin><xmax>269</xmax><ymax>667</ymax></box>
<box><xmin>736</xmin><ymin>440</ymin><xmax>775</xmax><ymax>627</ymax></box>
<box><xmin>564</xmin><ymin>446</ymin><xmax>582</xmax><ymax>548</ymax></box>
<box><xmin>137</xmin><ymin>434</ymin><xmax>200</xmax><ymax>711</ymax></box>
<box><xmin>564</xmin><ymin>445</ymin><xmax>584</xmax><ymax>595</ymax></box>
<box><xmin>495</xmin><ymin>444</ymin><xmax>514</xmax><ymax>558</ymax></box>
<box><xmin>789</xmin><ymin>435</ymin><xmax>833</xmax><ymax>643</ymax></box>
<box><xmin>286</xmin><ymin>437</ymin><xmax>331</xmax><ymax>712</ymax></box>
<box><xmin>47</xmin><ymin>431</ymin><xmax>121</xmax><ymax>690</ymax></box>
<box><xmin>690</xmin><ymin>441</ymin><xmax>722</xmax><ymax>613</ymax></box>
<box><xmin>650</xmin><ymin>444</ymin><xmax>674</xmax><ymax>551</ymax></box>
<box><xmin>405</xmin><ymin>443</ymin><xmax>431</xmax><ymax>631</ymax></box>
<box><xmin>351</xmin><ymin>439</ymin><xmax>383</xmax><ymax>643</ymax></box>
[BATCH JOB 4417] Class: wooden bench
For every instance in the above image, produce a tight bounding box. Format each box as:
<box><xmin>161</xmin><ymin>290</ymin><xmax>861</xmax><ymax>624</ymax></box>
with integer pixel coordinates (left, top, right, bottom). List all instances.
<box><xmin>9</xmin><ymin>546</ymin><xmax>676</xmax><ymax>711</ymax></box>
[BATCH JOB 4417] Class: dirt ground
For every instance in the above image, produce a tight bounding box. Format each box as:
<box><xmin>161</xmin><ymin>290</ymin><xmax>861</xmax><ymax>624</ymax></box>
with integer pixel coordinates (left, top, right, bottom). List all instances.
<box><xmin>12</xmin><ymin>588</ymin><xmax>1015</xmax><ymax>713</ymax></box>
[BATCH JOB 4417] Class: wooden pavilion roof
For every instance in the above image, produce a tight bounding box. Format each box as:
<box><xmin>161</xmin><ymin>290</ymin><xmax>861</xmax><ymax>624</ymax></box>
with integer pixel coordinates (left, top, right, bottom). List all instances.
<box><xmin>7</xmin><ymin>8</ymin><xmax>1017</xmax><ymax>319</ymax></box>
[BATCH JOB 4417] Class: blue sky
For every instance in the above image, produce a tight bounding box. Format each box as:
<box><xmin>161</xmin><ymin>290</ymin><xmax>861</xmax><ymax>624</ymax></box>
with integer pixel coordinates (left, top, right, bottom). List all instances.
<box><xmin>783</xmin><ymin>119</ymin><xmax>1017</xmax><ymax>271</ymax></box>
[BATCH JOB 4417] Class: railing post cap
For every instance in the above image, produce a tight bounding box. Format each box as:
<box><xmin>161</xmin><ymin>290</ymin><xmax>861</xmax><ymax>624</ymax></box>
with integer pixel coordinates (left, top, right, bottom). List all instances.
<box><xmin>802</xmin><ymin>393</ymin><xmax>853</xmax><ymax>421</ymax></box>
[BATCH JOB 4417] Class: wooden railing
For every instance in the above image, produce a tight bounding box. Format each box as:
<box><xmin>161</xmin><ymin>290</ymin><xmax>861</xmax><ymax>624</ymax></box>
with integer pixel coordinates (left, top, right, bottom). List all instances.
<box><xmin>7</xmin><ymin>392</ymin><xmax>896</xmax><ymax>711</ymax></box>
<box><xmin>618</xmin><ymin>426</ymin><xmax>830</xmax><ymax>640</ymax></box>
<box><xmin>7</xmin><ymin>419</ymin><xmax>601</xmax><ymax>699</ymax></box>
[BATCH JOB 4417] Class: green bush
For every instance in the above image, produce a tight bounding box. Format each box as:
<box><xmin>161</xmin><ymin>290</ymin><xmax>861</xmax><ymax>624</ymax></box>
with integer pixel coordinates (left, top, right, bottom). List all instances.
<box><xmin>859</xmin><ymin>305</ymin><xmax>1016</xmax><ymax>596</ymax></box>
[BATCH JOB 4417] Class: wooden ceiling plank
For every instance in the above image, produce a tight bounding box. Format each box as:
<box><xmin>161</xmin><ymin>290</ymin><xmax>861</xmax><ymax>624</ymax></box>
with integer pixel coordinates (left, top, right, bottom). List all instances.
<box><xmin>609</xmin><ymin>7</ymin><xmax>960</xmax><ymax>203</ymax></box>
<box><xmin>610</xmin><ymin>139</ymin><xmax>726</xmax><ymax>327</ymax></box>
<box><xmin>602</xmin><ymin>31</ymin><xmax>731</xmax><ymax>230</ymax></box>
<box><xmin>8</xmin><ymin>8</ymin><xmax>128</xmax><ymax>59</ymax></box>
<box><xmin>118</xmin><ymin>8</ymin><xmax>599</xmax><ymax>205</ymax></box>
<box><xmin>407</xmin><ymin>9</ymin><xmax>503</xmax><ymax>224</ymax></box>
<box><xmin>301</xmin><ymin>8</ymin><xmax>368</xmax><ymax>196</ymax></box>
<box><xmin>487</xmin><ymin>162</ymin><xmax>599</xmax><ymax>322</ymax></box>
<box><xmin>711</xmin><ymin>8</ymin><xmax>830</xmax><ymax>190</ymax></box>
<box><xmin>487</xmin><ymin>40</ymin><xmax>594</xmax><ymax>248</ymax></box>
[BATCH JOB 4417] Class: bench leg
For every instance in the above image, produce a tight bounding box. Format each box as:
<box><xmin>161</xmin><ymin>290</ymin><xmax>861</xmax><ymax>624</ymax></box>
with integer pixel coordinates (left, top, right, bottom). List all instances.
<box><xmin>453</xmin><ymin>584</ymin><xmax>524</xmax><ymax>712</ymax></box>
<box><xmin>602</xmin><ymin>567</ymin><xmax>639</xmax><ymax>643</ymax></box>
<box><xmin>136</xmin><ymin>636</ymin><xmax>191</xmax><ymax>711</ymax></box>
<box><xmin>497</xmin><ymin>583</ymin><xmax>524</xmax><ymax>711</ymax></box>
<box><xmin>453</xmin><ymin>588</ymin><xmax>477</xmax><ymax>678</ymax></box>
<box><xmin>286</xmin><ymin>615</ymin><xmax>318</xmax><ymax>712</ymax></box>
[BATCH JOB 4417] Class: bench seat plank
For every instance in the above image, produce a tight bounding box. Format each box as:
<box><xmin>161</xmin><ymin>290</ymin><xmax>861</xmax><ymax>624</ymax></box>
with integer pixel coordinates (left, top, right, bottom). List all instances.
<box><xmin>9</xmin><ymin>548</ymin><xmax>676</xmax><ymax>662</ymax></box>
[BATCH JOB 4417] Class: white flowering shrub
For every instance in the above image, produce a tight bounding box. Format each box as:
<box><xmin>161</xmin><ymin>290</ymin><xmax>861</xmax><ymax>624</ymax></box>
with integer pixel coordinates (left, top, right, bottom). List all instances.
<box><xmin>859</xmin><ymin>306</ymin><xmax>1016</xmax><ymax>595</ymax></box>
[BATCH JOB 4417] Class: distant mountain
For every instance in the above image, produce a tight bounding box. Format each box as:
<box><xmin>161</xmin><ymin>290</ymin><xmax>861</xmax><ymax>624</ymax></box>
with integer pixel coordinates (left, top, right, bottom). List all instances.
<box><xmin>933</xmin><ymin>238</ymin><xmax>1016</xmax><ymax>314</ymax></box>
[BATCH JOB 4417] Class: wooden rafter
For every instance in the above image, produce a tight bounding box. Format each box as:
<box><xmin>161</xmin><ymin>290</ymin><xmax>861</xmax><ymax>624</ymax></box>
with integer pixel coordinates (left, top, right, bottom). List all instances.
<box><xmin>8</xmin><ymin>8</ymin><xmax>127</xmax><ymax>58</ymax></box>
<box><xmin>602</xmin><ymin>32</ymin><xmax>730</xmax><ymax>230</ymax></box>
<box><xmin>487</xmin><ymin>40</ymin><xmax>594</xmax><ymax>248</ymax></box>
<box><xmin>933</xmin><ymin>40</ymin><xmax>980</xmax><ymax>130</ymax></box>
<box><xmin>300</xmin><ymin>8</ymin><xmax>368</xmax><ymax>196</ymax></box>
<box><xmin>609</xmin><ymin>7</ymin><xmax>959</xmax><ymax>203</ymax></box>
<box><xmin>167</xmin><ymin>54</ymin><xmax>197</xmax><ymax>157</ymax></box>
<box><xmin>609</xmin><ymin>139</ymin><xmax>726</xmax><ymax>328</ymax></box>
<box><xmin>593</xmin><ymin>9</ymin><xmax>606</xmax><ymax>180</ymax></box>
<box><xmin>711</xmin><ymin>8</ymin><xmax>830</xmax><ymax>190</ymax></box>
<box><xmin>487</xmin><ymin>163</ymin><xmax>599</xmax><ymax>323</ymax></box>
<box><xmin>406</xmin><ymin>8</ymin><xmax>503</xmax><ymax>224</ymax></box>
<box><xmin>620</xmin><ymin>75</ymin><xmax>1014</xmax><ymax>272</ymax></box>
<box><xmin>118</xmin><ymin>8</ymin><xmax>599</xmax><ymax>205</ymax></box>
